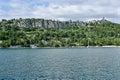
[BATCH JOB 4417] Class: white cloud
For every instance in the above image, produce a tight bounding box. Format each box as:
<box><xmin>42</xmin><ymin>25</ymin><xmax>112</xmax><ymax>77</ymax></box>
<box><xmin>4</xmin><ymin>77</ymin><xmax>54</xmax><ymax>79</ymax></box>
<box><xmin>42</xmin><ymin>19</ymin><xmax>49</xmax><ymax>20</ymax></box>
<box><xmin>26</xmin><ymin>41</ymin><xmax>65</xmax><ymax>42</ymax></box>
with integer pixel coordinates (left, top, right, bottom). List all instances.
<box><xmin>117</xmin><ymin>8</ymin><xmax>120</xmax><ymax>15</ymax></box>
<box><xmin>0</xmin><ymin>0</ymin><xmax>120</xmax><ymax>23</ymax></box>
<box><xmin>0</xmin><ymin>10</ymin><xmax>5</xmax><ymax>15</ymax></box>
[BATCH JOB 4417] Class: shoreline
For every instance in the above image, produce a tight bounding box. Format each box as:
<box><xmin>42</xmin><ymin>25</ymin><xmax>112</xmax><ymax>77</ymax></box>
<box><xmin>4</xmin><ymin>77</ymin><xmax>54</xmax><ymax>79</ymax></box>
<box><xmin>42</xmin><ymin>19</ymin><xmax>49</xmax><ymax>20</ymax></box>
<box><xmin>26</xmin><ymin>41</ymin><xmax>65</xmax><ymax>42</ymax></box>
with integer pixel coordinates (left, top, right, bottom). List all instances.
<box><xmin>0</xmin><ymin>46</ymin><xmax>120</xmax><ymax>49</ymax></box>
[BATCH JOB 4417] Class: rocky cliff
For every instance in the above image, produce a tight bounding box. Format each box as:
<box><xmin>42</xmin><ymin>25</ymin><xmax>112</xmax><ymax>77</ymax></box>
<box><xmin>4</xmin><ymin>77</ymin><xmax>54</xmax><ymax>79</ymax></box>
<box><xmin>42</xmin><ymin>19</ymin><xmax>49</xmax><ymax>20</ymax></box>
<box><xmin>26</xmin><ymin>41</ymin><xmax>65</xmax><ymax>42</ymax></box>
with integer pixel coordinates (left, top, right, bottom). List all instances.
<box><xmin>0</xmin><ymin>18</ymin><xmax>113</xmax><ymax>28</ymax></box>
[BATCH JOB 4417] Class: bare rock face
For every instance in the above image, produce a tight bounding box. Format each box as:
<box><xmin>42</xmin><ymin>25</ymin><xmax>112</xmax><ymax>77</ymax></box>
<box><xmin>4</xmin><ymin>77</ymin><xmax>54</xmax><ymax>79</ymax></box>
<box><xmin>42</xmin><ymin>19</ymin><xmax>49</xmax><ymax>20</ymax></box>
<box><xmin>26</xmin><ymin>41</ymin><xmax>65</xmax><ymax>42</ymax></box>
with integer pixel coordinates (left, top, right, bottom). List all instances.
<box><xmin>0</xmin><ymin>18</ymin><xmax>112</xmax><ymax>28</ymax></box>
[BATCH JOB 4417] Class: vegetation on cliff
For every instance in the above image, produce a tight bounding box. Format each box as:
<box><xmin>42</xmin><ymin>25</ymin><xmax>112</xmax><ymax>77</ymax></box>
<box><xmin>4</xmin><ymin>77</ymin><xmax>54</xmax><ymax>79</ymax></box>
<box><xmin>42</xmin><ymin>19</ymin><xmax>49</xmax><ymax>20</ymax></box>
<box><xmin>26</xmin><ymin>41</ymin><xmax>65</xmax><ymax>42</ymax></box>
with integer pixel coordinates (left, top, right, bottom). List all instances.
<box><xmin>0</xmin><ymin>18</ymin><xmax>120</xmax><ymax>48</ymax></box>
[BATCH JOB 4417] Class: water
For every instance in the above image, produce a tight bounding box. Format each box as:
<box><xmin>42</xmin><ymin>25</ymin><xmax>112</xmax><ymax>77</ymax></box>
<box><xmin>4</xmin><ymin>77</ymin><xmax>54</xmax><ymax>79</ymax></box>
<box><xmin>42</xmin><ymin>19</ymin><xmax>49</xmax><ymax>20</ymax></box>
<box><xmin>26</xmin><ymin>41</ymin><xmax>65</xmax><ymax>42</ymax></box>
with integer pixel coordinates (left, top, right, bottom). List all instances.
<box><xmin>0</xmin><ymin>48</ymin><xmax>120</xmax><ymax>80</ymax></box>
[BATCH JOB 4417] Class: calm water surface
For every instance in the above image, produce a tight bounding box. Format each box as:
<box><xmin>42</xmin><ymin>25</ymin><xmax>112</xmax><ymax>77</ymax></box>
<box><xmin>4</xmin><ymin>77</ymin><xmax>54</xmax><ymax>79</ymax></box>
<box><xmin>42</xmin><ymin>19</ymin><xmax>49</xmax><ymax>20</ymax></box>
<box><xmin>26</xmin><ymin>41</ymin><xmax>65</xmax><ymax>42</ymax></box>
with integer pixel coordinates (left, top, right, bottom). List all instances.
<box><xmin>0</xmin><ymin>48</ymin><xmax>120</xmax><ymax>80</ymax></box>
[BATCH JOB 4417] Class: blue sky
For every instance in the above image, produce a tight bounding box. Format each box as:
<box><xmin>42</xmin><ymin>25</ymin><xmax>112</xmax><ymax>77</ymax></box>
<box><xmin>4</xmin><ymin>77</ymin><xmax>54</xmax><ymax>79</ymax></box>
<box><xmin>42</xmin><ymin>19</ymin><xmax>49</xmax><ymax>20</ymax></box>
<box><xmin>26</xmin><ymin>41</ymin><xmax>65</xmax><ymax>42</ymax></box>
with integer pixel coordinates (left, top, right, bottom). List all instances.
<box><xmin>0</xmin><ymin>0</ymin><xmax>120</xmax><ymax>23</ymax></box>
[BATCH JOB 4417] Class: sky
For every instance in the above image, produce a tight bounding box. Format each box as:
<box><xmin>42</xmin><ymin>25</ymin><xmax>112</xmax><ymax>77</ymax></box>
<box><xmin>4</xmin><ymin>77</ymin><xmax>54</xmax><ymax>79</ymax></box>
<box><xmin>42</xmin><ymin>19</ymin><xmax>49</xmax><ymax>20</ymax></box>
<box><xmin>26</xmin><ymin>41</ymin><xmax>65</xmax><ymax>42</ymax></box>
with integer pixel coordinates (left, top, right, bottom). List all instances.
<box><xmin>0</xmin><ymin>0</ymin><xmax>120</xmax><ymax>23</ymax></box>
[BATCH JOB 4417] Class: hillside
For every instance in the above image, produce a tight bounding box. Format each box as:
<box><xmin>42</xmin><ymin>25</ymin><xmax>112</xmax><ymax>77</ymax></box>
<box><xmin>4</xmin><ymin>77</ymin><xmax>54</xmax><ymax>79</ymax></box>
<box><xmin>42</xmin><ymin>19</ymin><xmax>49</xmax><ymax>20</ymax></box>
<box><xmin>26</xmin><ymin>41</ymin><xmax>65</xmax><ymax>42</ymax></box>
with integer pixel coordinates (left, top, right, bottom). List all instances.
<box><xmin>0</xmin><ymin>18</ymin><xmax>117</xmax><ymax>28</ymax></box>
<box><xmin>0</xmin><ymin>18</ymin><xmax>120</xmax><ymax>48</ymax></box>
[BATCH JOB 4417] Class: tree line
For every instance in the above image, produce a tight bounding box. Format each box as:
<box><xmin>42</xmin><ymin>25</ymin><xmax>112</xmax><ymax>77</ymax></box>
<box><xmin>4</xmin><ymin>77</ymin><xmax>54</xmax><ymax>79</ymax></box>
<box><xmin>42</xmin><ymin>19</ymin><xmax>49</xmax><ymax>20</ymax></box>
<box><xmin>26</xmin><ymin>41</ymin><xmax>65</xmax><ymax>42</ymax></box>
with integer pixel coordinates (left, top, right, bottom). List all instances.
<box><xmin>0</xmin><ymin>22</ymin><xmax>120</xmax><ymax>48</ymax></box>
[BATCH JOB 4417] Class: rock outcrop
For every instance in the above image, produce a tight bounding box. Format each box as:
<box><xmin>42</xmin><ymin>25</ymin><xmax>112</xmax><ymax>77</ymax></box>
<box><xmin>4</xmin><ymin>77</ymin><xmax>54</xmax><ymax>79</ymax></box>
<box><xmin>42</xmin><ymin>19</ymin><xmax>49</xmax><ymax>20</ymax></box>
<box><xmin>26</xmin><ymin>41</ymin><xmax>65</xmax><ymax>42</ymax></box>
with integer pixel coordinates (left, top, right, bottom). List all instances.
<box><xmin>0</xmin><ymin>18</ymin><xmax>112</xmax><ymax>28</ymax></box>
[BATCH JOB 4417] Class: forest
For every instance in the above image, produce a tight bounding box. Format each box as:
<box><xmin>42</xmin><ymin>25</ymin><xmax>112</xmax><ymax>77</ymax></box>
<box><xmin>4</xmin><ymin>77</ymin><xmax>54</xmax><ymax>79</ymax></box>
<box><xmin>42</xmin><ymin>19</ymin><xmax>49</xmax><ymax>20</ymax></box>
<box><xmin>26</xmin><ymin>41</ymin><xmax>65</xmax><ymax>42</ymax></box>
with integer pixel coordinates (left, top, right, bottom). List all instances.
<box><xmin>0</xmin><ymin>19</ymin><xmax>120</xmax><ymax>48</ymax></box>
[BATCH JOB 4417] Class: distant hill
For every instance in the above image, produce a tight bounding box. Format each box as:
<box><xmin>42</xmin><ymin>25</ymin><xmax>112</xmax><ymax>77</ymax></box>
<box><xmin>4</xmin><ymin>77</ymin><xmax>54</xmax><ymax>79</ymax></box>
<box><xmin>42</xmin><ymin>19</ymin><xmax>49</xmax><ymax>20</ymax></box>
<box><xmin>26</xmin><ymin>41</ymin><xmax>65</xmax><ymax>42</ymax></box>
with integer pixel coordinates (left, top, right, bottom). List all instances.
<box><xmin>0</xmin><ymin>18</ymin><xmax>120</xmax><ymax>48</ymax></box>
<box><xmin>0</xmin><ymin>18</ymin><xmax>118</xmax><ymax>28</ymax></box>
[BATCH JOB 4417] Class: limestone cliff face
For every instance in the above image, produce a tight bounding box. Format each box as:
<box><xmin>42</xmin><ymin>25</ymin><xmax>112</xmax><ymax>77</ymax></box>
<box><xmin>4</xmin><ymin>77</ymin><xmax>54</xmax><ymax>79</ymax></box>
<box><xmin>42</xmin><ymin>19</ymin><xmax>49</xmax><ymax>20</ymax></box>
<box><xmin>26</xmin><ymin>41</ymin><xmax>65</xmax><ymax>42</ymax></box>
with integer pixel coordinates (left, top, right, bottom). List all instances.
<box><xmin>0</xmin><ymin>18</ymin><xmax>87</xmax><ymax>28</ymax></box>
<box><xmin>0</xmin><ymin>18</ymin><xmax>111</xmax><ymax>28</ymax></box>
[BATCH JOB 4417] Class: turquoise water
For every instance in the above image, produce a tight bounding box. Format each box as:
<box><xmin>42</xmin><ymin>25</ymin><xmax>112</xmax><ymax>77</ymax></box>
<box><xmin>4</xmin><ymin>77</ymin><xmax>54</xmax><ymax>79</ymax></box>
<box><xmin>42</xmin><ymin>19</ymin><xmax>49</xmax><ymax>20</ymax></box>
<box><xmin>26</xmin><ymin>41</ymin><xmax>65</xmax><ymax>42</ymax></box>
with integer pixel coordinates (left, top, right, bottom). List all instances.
<box><xmin>0</xmin><ymin>48</ymin><xmax>120</xmax><ymax>80</ymax></box>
